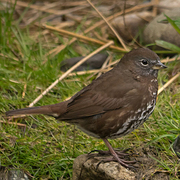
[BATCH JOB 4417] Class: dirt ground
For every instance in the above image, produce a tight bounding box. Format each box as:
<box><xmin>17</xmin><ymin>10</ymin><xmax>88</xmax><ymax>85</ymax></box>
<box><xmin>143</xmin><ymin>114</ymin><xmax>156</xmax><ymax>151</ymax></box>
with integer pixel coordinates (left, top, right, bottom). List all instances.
<box><xmin>132</xmin><ymin>146</ymin><xmax>170</xmax><ymax>180</ymax></box>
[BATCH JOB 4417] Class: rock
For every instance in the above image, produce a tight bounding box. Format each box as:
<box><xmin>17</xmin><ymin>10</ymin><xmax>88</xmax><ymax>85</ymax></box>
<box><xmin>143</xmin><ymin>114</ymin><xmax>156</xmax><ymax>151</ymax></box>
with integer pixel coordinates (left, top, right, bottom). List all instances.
<box><xmin>158</xmin><ymin>0</ymin><xmax>180</xmax><ymax>13</ymax></box>
<box><xmin>73</xmin><ymin>154</ymin><xmax>135</xmax><ymax>180</ymax></box>
<box><xmin>73</xmin><ymin>147</ymin><xmax>171</xmax><ymax>180</ymax></box>
<box><xmin>0</xmin><ymin>167</ymin><xmax>29</xmax><ymax>180</ymax></box>
<box><xmin>110</xmin><ymin>11</ymin><xmax>153</xmax><ymax>41</ymax></box>
<box><xmin>60</xmin><ymin>53</ymin><xmax>108</xmax><ymax>72</ymax></box>
<box><xmin>143</xmin><ymin>8</ymin><xmax>180</xmax><ymax>49</ymax></box>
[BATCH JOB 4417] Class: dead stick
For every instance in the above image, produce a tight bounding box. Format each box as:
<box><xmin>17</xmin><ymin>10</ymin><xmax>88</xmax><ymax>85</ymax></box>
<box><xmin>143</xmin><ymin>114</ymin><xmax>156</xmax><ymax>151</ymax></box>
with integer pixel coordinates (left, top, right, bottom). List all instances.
<box><xmin>45</xmin><ymin>37</ymin><xmax>77</xmax><ymax>59</ymax></box>
<box><xmin>0</xmin><ymin>120</ymin><xmax>26</xmax><ymax>127</ymax></box>
<box><xmin>39</xmin><ymin>24</ymin><xmax>126</xmax><ymax>52</ymax></box>
<box><xmin>29</xmin><ymin>41</ymin><xmax>114</xmax><ymax>107</ymax></box>
<box><xmin>85</xmin><ymin>2</ymin><xmax>154</xmax><ymax>33</ymax></box>
<box><xmin>0</xmin><ymin>53</ymin><xmax>19</xmax><ymax>61</ymax></box>
<box><xmin>152</xmin><ymin>0</ymin><xmax>158</xmax><ymax>17</ymax></box>
<box><xmin>68</xmin><ymin>69</ymin><xmax>108</xmax><ymax>77</ymax></box>
<box><xmin>45</xmin><ymin>2</ymin><xmax>154</xmax><ymax>57</ymax></box>
<box><xmin>2</xmin><ymin>0</ymin><xmax>89</xmax><ymax>16</ymax></box>
<box><xmin>161</xmin><ymin>56</ymin><xmax>180</xmax><ymax>63</ymax></box>
<box><xmin>87</xmin><ymin>0</ymin><xmax>129</xmax><ymax>51</ymax></box>
<box><xmin>158</xmin><ymin>72</ymin><xmax>180</xmax><ymax>95</ymax></box>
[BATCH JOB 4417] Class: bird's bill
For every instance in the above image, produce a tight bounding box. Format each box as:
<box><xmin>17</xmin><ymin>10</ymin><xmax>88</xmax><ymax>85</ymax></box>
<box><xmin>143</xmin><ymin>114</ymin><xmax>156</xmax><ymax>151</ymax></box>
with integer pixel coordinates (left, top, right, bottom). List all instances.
<box><xmin>152</xmin><ymin>60</ymin><xmax>167</xmax><ymax>69</ymax></box>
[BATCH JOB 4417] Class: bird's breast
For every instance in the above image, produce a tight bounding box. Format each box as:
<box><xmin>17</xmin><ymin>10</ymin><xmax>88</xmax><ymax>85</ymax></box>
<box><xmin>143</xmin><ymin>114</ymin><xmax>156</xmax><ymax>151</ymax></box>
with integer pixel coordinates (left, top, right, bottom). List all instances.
<box><xmin>106</xmin><ymin>96</ymin><xmax>156</xmax><ymax>139</ymax></box>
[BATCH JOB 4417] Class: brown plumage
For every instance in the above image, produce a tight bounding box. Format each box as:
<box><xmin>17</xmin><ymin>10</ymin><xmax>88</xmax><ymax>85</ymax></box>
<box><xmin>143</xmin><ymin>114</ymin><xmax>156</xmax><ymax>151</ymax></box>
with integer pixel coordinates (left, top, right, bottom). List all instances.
<box><xmin>6</xmin><ymin>48</ymin><xmax>167</xmax><ymax>168</ymax></box>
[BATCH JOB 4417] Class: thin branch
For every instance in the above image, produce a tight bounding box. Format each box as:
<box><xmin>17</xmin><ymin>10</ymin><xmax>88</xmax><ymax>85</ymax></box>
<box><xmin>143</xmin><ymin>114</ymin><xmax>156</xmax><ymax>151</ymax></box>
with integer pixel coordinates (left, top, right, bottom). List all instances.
<box><xmin>158</xmin><ymin>72</ymin><xmax>180</xmax><ymax>95</ymax></box>
<box><xmin>2</xmin><ymin>0</ymin><xmax>89</xmax><ymax>16</ymax></box>
<box><xmin>0</xmin><ymin>53</ymin><xmax>19</xmax><ymax>61</ymax></box>
<box><xmin>37</xmin><ymin>24</ymin><xmax>126</xmax><ymax>52</ymax></box>
<box><xmin>152</xmin><ymin>0</ymin><xmax>159</xmax><ymax>17</ymax></box>
<box><xmin>44</xmin><ymin>2</ymin><xmax>154</xmax><ymax>58</ymax></box>
<box><xmin>161</xmin><ymin>56</ymin><xmax>180</xmax><ymax>63</ymax></box>
<box><xmin>96</xmin><ymin>55</ymin><xmax>112</xmax><ymax>78</ymax></box>
<box><xmin>0</xmin><ymin>120</ymin><xmax>26</xmax><ymax>127</ymax></box>
<box><xmin>68</xmin><ymin>69</ymin><xmax>109</xmax><ymax>77</ymax></box>
<box><xmin>84</xmin><ymin>2</ymin><xmax>154</xmax><ymax>33</ymax></box>
<box><xmin>87</xmin><ymin>0</ymin><xmax>129</xmax><ymax>51</ymax></box>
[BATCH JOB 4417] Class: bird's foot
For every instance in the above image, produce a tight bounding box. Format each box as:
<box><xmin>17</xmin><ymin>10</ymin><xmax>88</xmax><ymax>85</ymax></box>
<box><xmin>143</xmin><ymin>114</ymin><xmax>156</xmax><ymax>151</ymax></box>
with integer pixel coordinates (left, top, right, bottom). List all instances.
<box><xmin>97</xmin><ymin>138</ymin><xmax>139</xmax><ymax>169</ymax></box>
<box><xmin>89</xmin><ymin>149</ymin><xmax>130</xmax><ymax>158</ymax></box>
<box><xmin>88</xmin><ymin>149</ymin><xmax>137</xmax><ymax>169</ymax></box>
<box><xmin>96</xmin><ymin>155</ymin><xmax>137</xmax><ymax>169</ymax></box>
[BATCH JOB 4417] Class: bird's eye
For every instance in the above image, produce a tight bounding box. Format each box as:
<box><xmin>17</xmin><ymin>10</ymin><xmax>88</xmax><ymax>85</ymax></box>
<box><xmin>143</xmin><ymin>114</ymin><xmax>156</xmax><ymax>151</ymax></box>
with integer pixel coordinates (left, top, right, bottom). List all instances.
<box><xmin>141</xmin><ymin>59</ymin><xmax>148</xmax><ymax>66</ymax></box>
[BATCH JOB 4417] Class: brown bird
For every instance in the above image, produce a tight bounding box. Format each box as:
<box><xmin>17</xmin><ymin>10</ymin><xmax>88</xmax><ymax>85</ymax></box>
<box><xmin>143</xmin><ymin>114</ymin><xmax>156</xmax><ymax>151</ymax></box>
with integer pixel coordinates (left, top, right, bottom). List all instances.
<box><xmin>6</xmin><ymin>48</ymin><xmax>167</xmax><ymax>168</ymax></box>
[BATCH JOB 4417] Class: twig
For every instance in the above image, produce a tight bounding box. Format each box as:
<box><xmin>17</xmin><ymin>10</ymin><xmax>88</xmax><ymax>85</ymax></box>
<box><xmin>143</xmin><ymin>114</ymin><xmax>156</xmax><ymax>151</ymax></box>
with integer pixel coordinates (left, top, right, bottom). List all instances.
<box><xmin>93</xmin><ymin>31</ymin><xmax>108</xmax><ymax>42</ymax></box>
<box><xmin>49</xmin><ymin>131</ymin><xmax>58</xmax><ymax>142</ymax></box>
<box><xmin>38</xmin><ymin>24</ymin><xmax>126</xmax><ymax>52</ymax></box>
<box><xmin>28</xmin><ymin>41</ymin><xmax>114</xmax><ymax>107</ymax></box>
<box><xmin>2</xmin><ymin>0</ymin><xmax>89</xmax><ymax>16</ymax></box>
<box><xmin>6</xmin><ymin>115</ymin><xmax>27</xmax><ymax>119</ymax></box>
<box><xmin>87</xmin><ymin>0</ymin><xmax>129</xmax><ymax>51</ymax></box>
<box><xmin>0</xmin><ymin>120</ymin><xmax>26</xmax><ymax>127</ymax></box>
<box><xmin>158</xmin><ymin>72</ymin><xmax>180</xmax><ymax>95</ymax></box>
<box><xmin>161</xmin><ymin>56</ymin><xmax>180</xmax><ymax>63</ymax></box>
<box><xmin>0</xmin><ymin>53</ymin><xmax>19</xmax><ymax>61</ymax></box>
<box><xmin>152</xmin><ymin>0</ymin><xmax>159</xmax><ymax>17</ymax></box>
<box><xmin>44</xmin><ymin>37</ymin><xmax>77</xmax><ymax>60</ymax></box>
<box><xmin>84</xmin><ymin>2</ymin><xmax>154</xmax><ymax>33</ymax></box>
<box><xmin>96</xmin><ymin>55</ymin><xmax>112</xmax><ymax>78</ymax></box>
<box><xmin>67</xmin><ymin>69</ymin><xmax>109</xmax><ymax>77</ymax></box>
<box><xmin>60</xmin><ymin>1</ymin><xmax>87</xmax><ymax>6</ymax></box>
<box><xmin>22</xmin><ymin>84</ymin><xmax>27</xmax><ymax>98</ymax></box>
<box><xmin>45</xmin><ymin>2</ymin><xmax>154</xmax><ymax>58</ymax></box>
<box><xmin>66</xmin><ymin>59</ymin><xmax>118</xmax><ymax>77</ymax></box>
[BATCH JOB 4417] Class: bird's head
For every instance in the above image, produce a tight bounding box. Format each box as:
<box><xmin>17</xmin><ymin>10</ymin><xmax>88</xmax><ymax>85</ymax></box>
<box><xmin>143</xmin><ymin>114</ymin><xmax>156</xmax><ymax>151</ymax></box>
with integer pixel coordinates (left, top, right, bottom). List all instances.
<box><xmin>118</xmin><ymin>48</ymin><xmax>167</xmax><ymax>77</ymax></box>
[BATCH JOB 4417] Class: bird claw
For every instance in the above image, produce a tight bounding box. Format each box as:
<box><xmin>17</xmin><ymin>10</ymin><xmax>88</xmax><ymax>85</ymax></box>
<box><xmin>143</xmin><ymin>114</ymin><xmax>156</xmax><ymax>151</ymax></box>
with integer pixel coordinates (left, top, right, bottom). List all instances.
<box><xmin>95</xmin><ymin>156</ymin><xmax>137</xmax><ymax>170</ymax></box>
<box><xmin>89</xmin><ymin>149</ymin><xmax>131</xmax><ymax>158</ymax></box>
<box><xmin>88</xmin><ymin>149</ymin><xmax>137</xmax><ymax>169</ymax></box>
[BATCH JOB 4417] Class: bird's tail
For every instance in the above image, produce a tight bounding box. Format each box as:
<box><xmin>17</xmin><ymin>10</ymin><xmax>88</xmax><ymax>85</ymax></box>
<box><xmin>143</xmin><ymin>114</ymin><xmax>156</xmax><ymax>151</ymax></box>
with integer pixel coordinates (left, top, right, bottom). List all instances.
<box><xmin>6</xmin><ymin>102</ymin><xmax>67</xmax><ymax>118</ymax></box>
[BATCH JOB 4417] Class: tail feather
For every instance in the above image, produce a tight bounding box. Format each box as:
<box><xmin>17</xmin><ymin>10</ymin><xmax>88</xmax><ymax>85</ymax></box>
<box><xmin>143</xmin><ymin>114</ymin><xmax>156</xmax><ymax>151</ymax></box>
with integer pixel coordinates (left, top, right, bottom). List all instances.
<box><xmin>6</xmin><ymin>102</ymin><xmax>68</xmax><ymax>118</ymax></box>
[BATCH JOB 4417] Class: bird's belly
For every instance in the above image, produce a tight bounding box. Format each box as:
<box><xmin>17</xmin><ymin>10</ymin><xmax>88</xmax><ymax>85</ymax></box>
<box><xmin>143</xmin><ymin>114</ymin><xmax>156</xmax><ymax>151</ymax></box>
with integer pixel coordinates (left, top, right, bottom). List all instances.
<box><xmin>108</xmin><ymin>99</ymin><xmax>156</xmax><ymax>139</ymax></box>
<box><xmin>77</xmin><ymin>125</ymin><xmax>101</xmax><ymax>138</ymax></box>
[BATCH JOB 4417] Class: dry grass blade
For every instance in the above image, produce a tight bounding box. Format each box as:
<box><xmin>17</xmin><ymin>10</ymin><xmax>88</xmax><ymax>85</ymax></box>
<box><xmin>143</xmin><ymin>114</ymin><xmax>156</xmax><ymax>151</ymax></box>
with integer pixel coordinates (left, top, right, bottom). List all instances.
<box><xmin>87</xmin><ymin>0</ymin><xmax>129</xmax><ymax>51</ymax></box>
<box><xmin>6</xmin><ymin>115</ymin><xmax>27</xmax><ymax>119</ymax></box>
<box><xmin>2</xmin><ymin>0</ymin><xmax>89</xmax><ymax>16</ymax></box>
<box><xmin>85</xmin><ymin>2</ymin><xmax>154</xmax><ymax>33</ymax></box>
<box><xmin>0</xmin><ymin>53</ymin><xmax>19</xmax><ymax>61</ymax></box>
<box><xmin>22</xmin><ymin>84</ymin><xmax>27</xmax><ymax>98</ymax></box>
<box><xmin>44</xmin><ymin>37</ymin><xmax>77</xmax><ymax>60</ymax></box>
<box><xmin>61</xmin><ymin>1</ymin><xmax>87</xmax><ymax>6</ymax></box>
<box><xmin>68</xmin><ymin>69</ymin><xmax>109</xmax><ymax>77</ymax></box>
<box><xmin>29</xmin><ymin>41</ymin><xmax>114</xmax><ymax>107</ymax></box>
<box><xmin>158</xmin><ymin>72</ymin><xmax>180</xmax><ymax>95</ymax></box>
<box><xmin>38</xmin><ymin>24</ymin><xmax>126</xmax><ymax>52</ymax></box>
<box><xmin>44</xmin><ymin>2</ymin><xmax>154</xmax><ymax>58</ymax></box>
<box><xmin>96</xmin><ymin>55</ymin><xmax>112</xmax><ymax>78</ymax></box>
<box><xmin>86</xmin><ymin>55</ymin><xmax>113</xmax><ymax>80</ymax></box>
<box><xmin>66</xmin><ymin>58</ymin><xmax>118</xmax><ymax>77</ymax></box>
<box><xmin>0</xmin><ymin>120</ymin><xmax>26</xmax><ymax>127</ymax></box>
<box><xmin>152</xmin><ymin>0</ymin><xmax>159</xmax><ymax>17</ymax></box>
<box><xmin>161</xmin><ymin>56</ymin><xmax>180</xmax><ymax>63</ymax></box>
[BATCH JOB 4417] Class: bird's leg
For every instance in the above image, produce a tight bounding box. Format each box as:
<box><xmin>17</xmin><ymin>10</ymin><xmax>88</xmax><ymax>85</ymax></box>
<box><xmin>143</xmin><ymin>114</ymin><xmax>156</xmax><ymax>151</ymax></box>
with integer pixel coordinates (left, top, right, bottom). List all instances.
<box><xmin>89</xmin><ymin>149</ymin><xmax>129</xmax><ymax>157</ymax></box>
<box><xmin>89</xmin><ymin>140</ymin><xmax>131</xmax><ymax>158</ymax></box>
<box><xmin>100</xmin><ymin>138</ymin><xmax>136</xmax><ymax>168</ymax></box>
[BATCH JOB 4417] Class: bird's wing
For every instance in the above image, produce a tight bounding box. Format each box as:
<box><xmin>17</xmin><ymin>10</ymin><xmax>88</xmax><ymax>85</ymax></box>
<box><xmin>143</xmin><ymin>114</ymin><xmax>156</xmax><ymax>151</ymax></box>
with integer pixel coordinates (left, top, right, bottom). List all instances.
<box><xmin>61</xmin><ymin>71</ymin><xmax>140</xmax><ymax>119</ymax></box>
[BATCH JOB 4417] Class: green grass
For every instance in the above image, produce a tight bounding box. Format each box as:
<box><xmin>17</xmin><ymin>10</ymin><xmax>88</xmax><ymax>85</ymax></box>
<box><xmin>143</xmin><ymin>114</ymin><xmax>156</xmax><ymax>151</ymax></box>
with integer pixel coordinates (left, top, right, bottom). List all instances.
<box><xmin>0</xmin><ymin>3</ymin><xmax>180</xmax><ymax>180</ymax></box>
